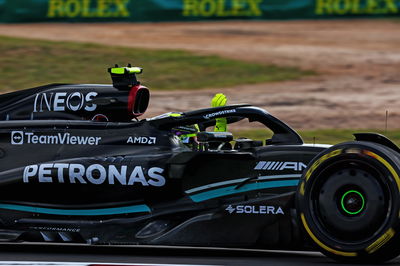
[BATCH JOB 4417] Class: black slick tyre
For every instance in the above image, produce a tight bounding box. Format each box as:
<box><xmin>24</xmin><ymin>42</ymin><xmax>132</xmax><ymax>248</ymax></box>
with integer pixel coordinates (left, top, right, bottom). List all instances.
<box><xmin>296</xmin><ymin>141</ymin><xmax>400</xmax><ymax>263</ymax></box>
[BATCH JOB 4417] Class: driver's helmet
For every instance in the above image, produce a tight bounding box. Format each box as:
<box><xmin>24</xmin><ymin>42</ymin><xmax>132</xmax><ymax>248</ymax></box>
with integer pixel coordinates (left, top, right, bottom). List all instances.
<box><xmin>172</xmin><ymin>124</ymin><xmax>200</xmax><ymax>144</ymax></box>
<box><xmin>166</xmin><ymin>113</ymin><xmax>200</xmax><ymax>146</ymax></box>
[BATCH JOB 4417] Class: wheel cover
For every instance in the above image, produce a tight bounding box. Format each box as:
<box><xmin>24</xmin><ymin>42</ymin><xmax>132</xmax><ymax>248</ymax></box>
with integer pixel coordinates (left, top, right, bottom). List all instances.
<box><xmin>310</xmin><ymin>159</ymin><xmax>391</xmax><ymax>245</ymax></box>
<box><xmin>340</xmin><ymin>190</ymin><xmax>365</xmax><ymax>216</ymax></box>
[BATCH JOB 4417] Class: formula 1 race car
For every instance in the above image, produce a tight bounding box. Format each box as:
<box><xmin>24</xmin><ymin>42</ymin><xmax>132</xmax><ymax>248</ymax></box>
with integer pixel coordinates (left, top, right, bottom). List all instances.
<box><xmin>0</xmin><ymin>66</ymin><xmax>400</xmax><ymax>263</ymax></box>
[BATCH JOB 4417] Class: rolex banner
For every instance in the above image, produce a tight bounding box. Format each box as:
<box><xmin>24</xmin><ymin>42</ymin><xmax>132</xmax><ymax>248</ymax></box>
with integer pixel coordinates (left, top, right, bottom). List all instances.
<box><xmin>0</xmin><ymin>0</ymin><xmax>399</xmax><ymax>23</ymax></box>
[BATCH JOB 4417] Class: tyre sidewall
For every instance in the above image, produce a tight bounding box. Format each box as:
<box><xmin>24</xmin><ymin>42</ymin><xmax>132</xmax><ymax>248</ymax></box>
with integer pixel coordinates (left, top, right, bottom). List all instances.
<box><xmin>297</xmin><ymin>141</ymin><xmax>400</xmax><ymax>262</ymax></box>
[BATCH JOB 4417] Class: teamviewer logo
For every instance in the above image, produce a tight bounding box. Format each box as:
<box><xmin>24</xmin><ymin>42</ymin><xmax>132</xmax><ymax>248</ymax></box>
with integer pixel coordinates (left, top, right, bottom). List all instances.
<box><xmin>11</xmin><ymin>131</ymin><xmax>24</xmax><ymax>145</ymax></box>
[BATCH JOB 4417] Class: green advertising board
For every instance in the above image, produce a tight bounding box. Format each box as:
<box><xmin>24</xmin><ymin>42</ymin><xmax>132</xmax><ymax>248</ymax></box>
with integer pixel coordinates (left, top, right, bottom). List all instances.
<box><xmin>0</xmin><ymin>0</ymin><xmax>399</xmax><ymax>23</ymax></box>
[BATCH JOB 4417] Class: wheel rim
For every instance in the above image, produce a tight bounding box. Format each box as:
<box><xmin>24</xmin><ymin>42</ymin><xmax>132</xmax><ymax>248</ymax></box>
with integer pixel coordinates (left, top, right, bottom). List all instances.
<box><xmin>309</xmin><ymin>159</ymin><xmax>392</xmax><ymax>245</ymax></box>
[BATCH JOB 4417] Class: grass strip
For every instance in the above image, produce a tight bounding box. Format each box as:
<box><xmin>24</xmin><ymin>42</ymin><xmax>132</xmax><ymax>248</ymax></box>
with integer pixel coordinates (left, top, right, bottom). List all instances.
<box><xmin>0</xmin><ymin>36</ymin><xmax>312</xmax><ymax>92</ymax></box>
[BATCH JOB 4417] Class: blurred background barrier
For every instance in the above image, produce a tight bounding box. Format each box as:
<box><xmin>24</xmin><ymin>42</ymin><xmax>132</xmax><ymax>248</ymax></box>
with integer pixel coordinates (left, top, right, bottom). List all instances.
<box><xmin>0</xmin><ymin>0</ymin><xmax>399</xmax><ymax>23</ymax></box>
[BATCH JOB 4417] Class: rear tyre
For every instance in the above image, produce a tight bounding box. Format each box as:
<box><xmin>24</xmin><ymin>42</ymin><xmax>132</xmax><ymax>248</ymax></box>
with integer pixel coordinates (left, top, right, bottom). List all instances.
<box><xmin>297</xmin><ymin>141</ymin><xmax>400</xmax><ymax>263</ymax></box>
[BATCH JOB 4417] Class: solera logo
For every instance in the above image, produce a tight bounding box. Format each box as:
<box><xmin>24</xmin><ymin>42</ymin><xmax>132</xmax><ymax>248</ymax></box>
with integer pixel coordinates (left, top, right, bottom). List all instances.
<box><xmin>225</xmin><ymin>205</ymin><xmax>284</xmax><ymax>215</ymax></box>
<box><xmin>33</xmin><ymin>91</ymin><xmax>98</xmax><ymax>113</ymax></box>
<box><xmin>11</xmin><ymin>131</ymin><xmax>24</xmax><ymax>145</ymax></box>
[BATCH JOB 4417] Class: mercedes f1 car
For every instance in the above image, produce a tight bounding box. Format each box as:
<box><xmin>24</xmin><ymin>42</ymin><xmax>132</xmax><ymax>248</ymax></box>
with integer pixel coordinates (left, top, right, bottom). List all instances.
<box><xmin>0</xmin><ymin>66</ymin><xmax>400</xmax><ymax>263</ymax></box>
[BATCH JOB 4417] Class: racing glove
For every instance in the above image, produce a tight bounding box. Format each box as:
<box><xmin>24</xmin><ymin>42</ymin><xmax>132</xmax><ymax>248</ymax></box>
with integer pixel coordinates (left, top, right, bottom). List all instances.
<box><xmin>211</xmin><ymin>93</ymin><xmax>228</xmax><ymax>132</ymax></box>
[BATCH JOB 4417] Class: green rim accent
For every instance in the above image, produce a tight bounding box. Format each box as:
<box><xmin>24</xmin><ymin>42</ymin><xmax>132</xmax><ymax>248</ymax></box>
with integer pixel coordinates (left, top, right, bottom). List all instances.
<box><xmin>340</xmin><ymin>190</ymin><xmax>365</xmax><ymax>215</ymax></box>
<box><xmin>168</xmin><ymin>113</ymin><xmax>182</xmax><ymax>117</ymax></box>
<box><xmin>111</xmin><ymin>67</ymin><xmax>142</xmax><ymax>74</ymax></box>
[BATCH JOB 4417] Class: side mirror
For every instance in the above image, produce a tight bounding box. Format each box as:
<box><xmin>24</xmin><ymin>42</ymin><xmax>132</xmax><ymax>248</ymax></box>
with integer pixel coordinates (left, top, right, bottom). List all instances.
<box><xmin>197</xmin><ymin>132</ymin><xmax>233</xmax><ymax>151</ymax></box>
<box><xmin>197</xmin><ymin>131</ymin><xmax>233</xmax><ymax>143</ymax></box>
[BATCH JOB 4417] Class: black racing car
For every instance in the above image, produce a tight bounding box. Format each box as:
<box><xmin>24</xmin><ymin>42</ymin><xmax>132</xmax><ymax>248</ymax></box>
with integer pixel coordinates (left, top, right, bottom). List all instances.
<box><xmin>0</xmin><ymin>66</ymin><xmax>399</xmax><ymax>263</ymax></box>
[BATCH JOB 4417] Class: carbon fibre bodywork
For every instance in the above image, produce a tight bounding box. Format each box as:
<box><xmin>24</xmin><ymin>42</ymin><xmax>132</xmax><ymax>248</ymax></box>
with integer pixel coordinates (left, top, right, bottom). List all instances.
<box><xmin>4</xmin><ymin>66</ymin><xmax>400</xmax><ymax>263</ymax></box>
<box><xmin>0</xmin><ymin>85</ymin><xmax>329</xmax><ymax>249</ymax></box>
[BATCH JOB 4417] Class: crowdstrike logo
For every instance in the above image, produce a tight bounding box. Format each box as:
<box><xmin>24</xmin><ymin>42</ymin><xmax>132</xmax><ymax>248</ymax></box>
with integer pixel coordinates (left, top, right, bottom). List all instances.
<box><xmin>203</xmin><ymin>109</ymin><xmax>236</xmax><ymax>119</ymax></box>
<box><xmin>10</xmin><ymin>131</ymin><xmax>101</xmax><ymax>146</ymax></box>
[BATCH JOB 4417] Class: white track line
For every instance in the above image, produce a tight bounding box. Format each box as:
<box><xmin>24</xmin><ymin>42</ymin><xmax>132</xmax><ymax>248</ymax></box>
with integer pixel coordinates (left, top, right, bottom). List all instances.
<box><xmin>0</xmin><ymin>262</ymin><xmax>217</xmax><ymax>266</ymax></box>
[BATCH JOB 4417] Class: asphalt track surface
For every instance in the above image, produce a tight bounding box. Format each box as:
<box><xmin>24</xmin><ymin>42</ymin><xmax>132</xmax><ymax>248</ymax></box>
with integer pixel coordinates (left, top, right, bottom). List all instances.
<box><xmin>0</xmin><ymin>244</ymin><xmax>399</xmax><ymax>266</ymax></box>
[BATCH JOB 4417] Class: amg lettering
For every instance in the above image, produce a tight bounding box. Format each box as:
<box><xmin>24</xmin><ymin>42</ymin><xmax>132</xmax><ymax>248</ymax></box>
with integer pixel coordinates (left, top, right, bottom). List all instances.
<box><xmin>254</xmin><ymin>161</ymin><xmax>307</xmax><ymax>171</ymax></box>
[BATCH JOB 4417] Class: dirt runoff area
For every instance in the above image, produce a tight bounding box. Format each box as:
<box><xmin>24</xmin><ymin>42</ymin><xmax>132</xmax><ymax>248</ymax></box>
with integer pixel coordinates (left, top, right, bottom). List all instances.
<box><xmin>0</xmin><ymin>19</ymin><xmax>400</xmax><ymax>130</ymax></box>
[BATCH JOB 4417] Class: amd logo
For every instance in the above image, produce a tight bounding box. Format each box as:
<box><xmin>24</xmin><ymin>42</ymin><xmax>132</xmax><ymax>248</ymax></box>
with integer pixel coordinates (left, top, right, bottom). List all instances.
<box><xmin>33</xmin><ymin>91</ymin><xmax>98</xmax><ymax>113</ymax></box>
<box><xmin>127</xmin><ymin>136</ymin><xmax>157</xmax><ymax>145</ymax></box>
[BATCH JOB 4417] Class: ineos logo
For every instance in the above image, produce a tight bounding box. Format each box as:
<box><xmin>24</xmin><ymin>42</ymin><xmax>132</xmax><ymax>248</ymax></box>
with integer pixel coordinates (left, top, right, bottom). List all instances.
<box><xmin>33</xmin><ymin>91</ymin><xmax>98</xmax><ymax>113</ymax></box>
<box><xmin>11</xmin><ymin>131</ymin><xmax>24</xmax><ymax>145</ymax></box>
